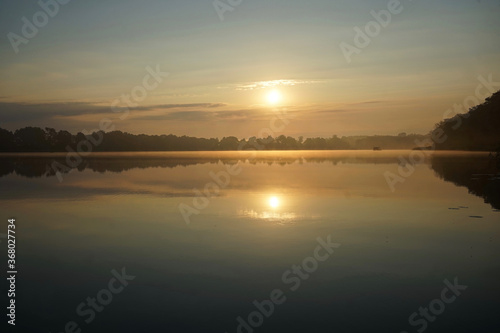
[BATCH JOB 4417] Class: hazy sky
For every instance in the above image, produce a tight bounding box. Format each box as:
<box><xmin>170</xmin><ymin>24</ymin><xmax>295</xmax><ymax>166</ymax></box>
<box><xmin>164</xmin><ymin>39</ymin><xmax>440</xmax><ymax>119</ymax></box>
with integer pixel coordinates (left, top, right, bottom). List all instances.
<box><xmin>1</xmin><ymin>0</ymin><xmax>499</xmax><ymax>138</ymax></box>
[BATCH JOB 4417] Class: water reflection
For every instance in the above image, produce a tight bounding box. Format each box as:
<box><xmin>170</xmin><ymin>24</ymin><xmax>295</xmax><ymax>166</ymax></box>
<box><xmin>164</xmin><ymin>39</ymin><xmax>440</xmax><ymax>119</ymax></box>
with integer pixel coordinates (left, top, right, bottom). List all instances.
<box><xmin>0</xmin><ymin>151</ymin><xmax>419</xmax><ymax>179</ymax></box>
<box><xmin>431</xmin><ymin>153</ymin><xmax>500</xmax><ymax>210</ymax></box>
<box><xmin>2</xmin><ymin>151</ymin><xmax>499</xmax><ymax>332</ymax></box>
<box><xmin>237</xmin><ymin>209</ymin><xmax>303</xmax><ymax>225</ymax></box>
<box><xmin>1</xmin><ymin>151</ymin><xmax>498</xmax><ymax>209</ymax></box>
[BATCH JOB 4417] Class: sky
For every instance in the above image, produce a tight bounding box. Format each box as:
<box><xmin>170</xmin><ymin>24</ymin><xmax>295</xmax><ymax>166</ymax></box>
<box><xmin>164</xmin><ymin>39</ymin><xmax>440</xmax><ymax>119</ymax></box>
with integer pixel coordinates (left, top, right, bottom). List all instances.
<box><xmin>0</xmin><ymin>0</ymin><xmax>499</xmax><ymax>138</ymax></box>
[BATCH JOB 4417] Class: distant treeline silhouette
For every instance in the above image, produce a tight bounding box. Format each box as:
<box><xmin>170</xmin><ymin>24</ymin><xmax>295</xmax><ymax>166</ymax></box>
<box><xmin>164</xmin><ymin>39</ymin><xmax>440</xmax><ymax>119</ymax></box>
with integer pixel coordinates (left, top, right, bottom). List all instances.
<box><xmin>1</xmin><ymin>90</ymin><xmax>498</xmax><ymax>152</ymax></box>
<box><xmin>433</xmin><ymin>90</ymin><xmax>500</xmax><ymax>151</ymax></box>
<box><xmin>0</xmin><ymin>126</ymin><xmax>427</xmax><ymax>152</ymax></box>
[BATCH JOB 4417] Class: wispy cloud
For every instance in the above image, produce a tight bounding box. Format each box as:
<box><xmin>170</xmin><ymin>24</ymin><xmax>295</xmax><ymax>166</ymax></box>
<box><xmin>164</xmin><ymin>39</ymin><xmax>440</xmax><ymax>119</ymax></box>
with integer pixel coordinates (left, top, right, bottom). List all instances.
<box><xmin>233</xmin><ymin>79</ymin><xmax>324</xmax><ymax>91</ymax></box>
<box><xmin>0</xmin><ymin>102</ymin><xmax>109</xmax><ymax>122</ymax></box>
<box><xmin>0</xmin><ymin>101</ymin><xmax>227</xmax><ymax>123</ymax></box>
<box><xmin>133</xmin><ymin>109</ymin><xmax>273</xmax><ymax>122</ymax></box>
<box><xmin>313</xmin><ymin>109</ymin><xmax>348</xmax><ymax>114</ymax></box>
<box><xmin>131</xmin><ymin>103</ymin><xmax>226</xmax><ymax>111</ymax></box>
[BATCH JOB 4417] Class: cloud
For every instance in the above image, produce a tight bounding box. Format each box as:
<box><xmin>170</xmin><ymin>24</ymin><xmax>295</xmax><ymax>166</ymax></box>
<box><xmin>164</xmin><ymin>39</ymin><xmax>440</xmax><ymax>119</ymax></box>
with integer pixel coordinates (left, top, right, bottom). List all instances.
<box><xmin>133</xmin><ymin>109</ymin><xmax>269</xmax><ymax>122</ymax></box>
<box><xmin>0</xmin><ymin>102</ymin><xmax>110</xmax><ymax>122</ymax></box>
<box><xmin>313</xmin><ymin>109</ymin><xmax>348</xmax><ymax>114</ymax></box>
<box><xmin>145</xmin><ymin>111</ymin><xmax>211</xmax><ymax>121</ymax></box>
<box><xmin>233</xmin><ymin>79</ymin><xmax>324</xmax><ymax>91</ymax></box>
<box><xmin>0</xmin><ymin>100</ymin><xmax>301</xmax><ymax>130</ymax></box>
<box><xmin>130</xmin><ymin>103</ymin><xmax>226</xmax><ymax>111</ymax></box>
<box><xmin>351</xmin><ymin>100</ymin><xmax>386</xmax><ymax>105</ymax></box>
<box><xmin>0</xmin><ymin>101</ymin><xmax>227</xmax><ymax>123</ymax></box>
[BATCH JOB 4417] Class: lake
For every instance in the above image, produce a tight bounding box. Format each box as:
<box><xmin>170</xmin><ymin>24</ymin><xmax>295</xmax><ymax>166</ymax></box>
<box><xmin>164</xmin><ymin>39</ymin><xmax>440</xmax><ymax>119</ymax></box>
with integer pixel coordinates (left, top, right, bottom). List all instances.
<box><xmin>1</xmin><ymin>150</ymin><xmax>499</xmax><ymax>333</ymax></box>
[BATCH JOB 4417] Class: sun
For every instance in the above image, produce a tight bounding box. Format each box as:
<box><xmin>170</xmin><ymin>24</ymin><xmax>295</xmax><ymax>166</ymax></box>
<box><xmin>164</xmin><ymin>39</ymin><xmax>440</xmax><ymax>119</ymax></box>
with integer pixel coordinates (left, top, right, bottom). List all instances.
<box><xmin>268</xmin><ymin>196</ymin><xmax>280</xmax><ymax>208</ymax></box>
<box><xmin>267</xmin><ymin>90</ymin><xmax>282</xmax><ymax>104</ymax></box>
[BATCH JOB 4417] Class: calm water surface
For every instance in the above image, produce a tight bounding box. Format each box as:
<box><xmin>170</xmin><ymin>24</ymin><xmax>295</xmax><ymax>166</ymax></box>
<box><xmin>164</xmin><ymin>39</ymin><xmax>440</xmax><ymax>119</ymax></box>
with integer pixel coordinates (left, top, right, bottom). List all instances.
<box><xmin>1</xmin><ymin>151</ymin><xmax>499</xmax><ymax>333</ymax></box>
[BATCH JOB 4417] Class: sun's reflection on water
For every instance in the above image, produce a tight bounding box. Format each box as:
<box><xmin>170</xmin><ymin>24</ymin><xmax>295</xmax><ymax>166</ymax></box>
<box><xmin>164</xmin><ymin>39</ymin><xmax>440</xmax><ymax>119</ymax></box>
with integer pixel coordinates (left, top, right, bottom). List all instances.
<box><xmin>236</xmin><ymin>194</ymin><xmax>321</xmax><ymax>225</ymax></box>
<box><xmin>237</xmin><ymin>209</ymin><xmax>299</xmax><ymax>225</ymax></box>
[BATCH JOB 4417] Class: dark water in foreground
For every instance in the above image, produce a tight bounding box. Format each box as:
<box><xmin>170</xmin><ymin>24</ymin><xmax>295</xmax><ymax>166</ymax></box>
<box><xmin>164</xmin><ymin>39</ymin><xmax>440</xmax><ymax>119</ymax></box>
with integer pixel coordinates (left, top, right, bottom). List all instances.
<box><xmin>1</xmin><ymin>150</ymin><xmax>499</xmax><ymax>333</ymax></box>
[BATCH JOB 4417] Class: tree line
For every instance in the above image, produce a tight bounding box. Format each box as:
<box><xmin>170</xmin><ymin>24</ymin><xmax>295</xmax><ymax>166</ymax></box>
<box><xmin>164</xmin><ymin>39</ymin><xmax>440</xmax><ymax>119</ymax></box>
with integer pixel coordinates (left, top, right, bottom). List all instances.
<box><xmin>433</xmin><ymin>90</ymin><xmax>500</xmax><ymax>151</ymax></box>
<box><xmin>0</xmin><ymin>126</ymin><xmax>430</xmax><ymax>152</ymax></box>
